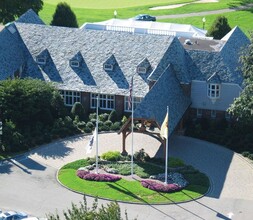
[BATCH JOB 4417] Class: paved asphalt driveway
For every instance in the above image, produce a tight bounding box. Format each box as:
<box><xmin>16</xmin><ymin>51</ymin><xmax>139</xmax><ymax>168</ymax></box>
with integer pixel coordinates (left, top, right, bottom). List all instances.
<box><xmin>0</xmin><ymin>133</ymin><xmax>253</xmax><ymax>220</ymax></box>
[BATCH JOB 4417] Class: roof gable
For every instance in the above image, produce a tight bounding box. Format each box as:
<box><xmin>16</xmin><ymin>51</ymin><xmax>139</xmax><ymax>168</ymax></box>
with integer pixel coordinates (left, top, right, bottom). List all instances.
<box><xmin>134</xmin><ymin>64</ymin><xmax>191</xmax><ymax>136</ymax></box>
<box><xmin>16</xmin><ymin>9</ymin><xmax>45</xmax><ymax>25</ymax></box>
<box><xmin>207</xmin><ymin>72</ymin><xmax>221</xmax><ymax>84</ymax></box>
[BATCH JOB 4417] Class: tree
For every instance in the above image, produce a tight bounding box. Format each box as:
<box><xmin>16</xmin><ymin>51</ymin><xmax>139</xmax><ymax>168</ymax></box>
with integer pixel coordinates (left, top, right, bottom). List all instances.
<box><xmin>228</xmin><ymin>33</ymin><xmax>253</xmax><ymax>125</ymax></box>
<box><xmin>47</xmin><ymin>196</ymin><xmax>132</xmax><ymax>220</ymax></box>
<box><xmin>0</xmin><ymin>0</ymin><xmax>43</xmax><ymax>24</ymax></box>
<box><xmin>0</xmin><ymin>79</ymin><xmax>66</xmax><ymax>151</ymax></box>
<box><xmin>50</xmin><ymin>2</ymin><xmax>78</xmax><ymax>28</ymax></box>
<box><xmin>207</xmin><ymin>16</ymin><xmax>231</xmax><ymax>39</ymax></box>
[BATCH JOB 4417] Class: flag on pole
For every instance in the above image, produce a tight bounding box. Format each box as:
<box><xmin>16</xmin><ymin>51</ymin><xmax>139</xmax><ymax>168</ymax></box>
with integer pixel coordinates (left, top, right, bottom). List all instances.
<box><xmin>160</xmin><ymin>112</ymin><xmax>168</xmax><ymax>139</ymax></box>
<box><xmin>86</xmin><ymin>128</ymin><xmax>97</xmax><ymax>154</ymax></box>
<box><xmin>128</xmin><ymin>77</ymin><xmax>133</xmax><ymax>110</ymax></box>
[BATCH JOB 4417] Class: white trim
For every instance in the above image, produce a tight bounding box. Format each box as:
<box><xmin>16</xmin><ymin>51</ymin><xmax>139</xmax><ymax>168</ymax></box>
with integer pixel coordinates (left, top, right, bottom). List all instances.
<box><xmin>192</xmin><ymin>79</ymin><xmax>243</xmax><ymax>89</ymax></box>
<box><xmin>124</xmin><ymin>96</ymin><xmax>142</xmax><ymax>112</ymax></box>
<box><xmin>60</xmin><ymin>90</ymin><xmax>81</xmax><ymax>106</ymax></box>
<box><xmin>137</xmin><ymin>67</ymin><xmax>146</xmax><ymax>74</ymax></box>
<box><xmin>90</xmin><ymin>93</ymin><xmax>115</xmax><ymax>110</ymax></box>
<box><xmin>207</xmin><ymin>83</ymin><xmax>220</xmax><ymax>99</ymax></box>
<box><xmin>36</xmin><ymin>57</ymin><xmax>46</xmax><ymax>65</ymax></box>
<box><xmin>70</xmin><ymin>60</ymin><xmax>80</xmax><ymax>67</ymax></box>
<box><xmin>103</xmin><ymin>64</ymin><xmax>113</xmax><ymax>71</ymax></box>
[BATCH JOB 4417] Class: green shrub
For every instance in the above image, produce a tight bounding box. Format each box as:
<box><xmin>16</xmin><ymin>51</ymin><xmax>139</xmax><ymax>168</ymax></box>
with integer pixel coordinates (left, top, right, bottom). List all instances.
<box><xmin>86</xmin><ymin>121</ymin><xmax>94</xmax><ymax>129</ymax></box>
<box><xmin>99</xmin><ymin>124</ymin><xmax>110</xmax><ymax>131</ymax></box>
<box><xmin>110</xmin><ymin>122</ymin><xmax>121</xmax><ymax>131</ymax></box>
<box><xmin>108</xmin><ymin>110</ymin><xmax>117</xmax><ymax>123</ymax></box>
<box><xmin>99</xmin><ymin>113</ymin><xmax>109</xmax><ymax>122</ymax></box>
<box><xmin>242</xmin><ymin>151</ymin><xmax>250</xmax><ymax>157</ymax></box>
<box><xmin>121</xmin><ymin>115</ymin><xmax>128</xmax><ymax>124</ymax></box>
<box><xmin>104</xmin><ymin>120</ymin><xmax>113</xmax><ymax>127</ymax></box>
<box><xmin>101</xmin><ymin>151</ymin><xmax>121</xmax><ymax>161</ymax></box>
<box><xmin>71</xmin><ymin>102</ymin><xmax>86</xmax><ymax>121</ymax></box>
<box><xmin>89</xmin><ymin>113</ymin><xmax>96</xmax><ymax>120</ymax></box>
<box><xmin>77</xmin><ymin>121</ymin><xmax>86</xmax><ymax>130</ymax></box>
<box><xmin>134</xmin><ymin>148</ymin><xmax>150</xmax><ymax>162</ymax></box>
<box><xmin>83</xmin><ymin>126</ymin><xmax>92</xmax><ymax>133</ymax></box>
<box><xmin>248</xmin><ymin>154</ymin><xmax>253</xmax><ymax>160</ymax></box>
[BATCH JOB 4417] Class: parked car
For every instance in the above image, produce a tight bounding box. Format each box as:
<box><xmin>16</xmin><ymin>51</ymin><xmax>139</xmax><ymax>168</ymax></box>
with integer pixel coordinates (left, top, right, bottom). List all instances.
<box><xmin>0</xmin><ymin>211</ymin><xmax>28</xmax><ymax>220</ymax></box>
<box><xmin>132</xmin><ymin>14</ymin><xmax>156</xmax><ymax>21</ymax></box>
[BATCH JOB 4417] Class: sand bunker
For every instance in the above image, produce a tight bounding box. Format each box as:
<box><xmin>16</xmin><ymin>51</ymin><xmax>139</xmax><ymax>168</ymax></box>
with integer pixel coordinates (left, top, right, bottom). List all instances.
<box><xmin>150</xmin><ymin>0</ymin><xmax>219</xmax><ymax>10</ymax></box>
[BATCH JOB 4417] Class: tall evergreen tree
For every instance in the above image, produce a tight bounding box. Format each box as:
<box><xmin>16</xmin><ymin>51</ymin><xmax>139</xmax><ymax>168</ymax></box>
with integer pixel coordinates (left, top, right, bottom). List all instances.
<box><xmin>207</xmin><ymin>16</ymin><xmax>231</xmax><ymax>39</ymax></box>
<box><xmin>50</xmin><ymin>2</ymin><xmax>78</xmax><ymax>28</ymax></box>
<box><xmin>0</xmin><ymin>0</ymin><xmax>43</xmax><ymax>24</ymax></box>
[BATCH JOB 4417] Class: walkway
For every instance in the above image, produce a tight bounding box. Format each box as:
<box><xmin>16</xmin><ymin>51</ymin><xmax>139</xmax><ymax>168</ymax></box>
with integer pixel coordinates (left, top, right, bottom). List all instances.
<box><xmin>156</xmin><ymin>4</ymin><xmax>253</xmax><ymax>19</ymax></box>
<box><xmin>0</xmin><ymin>133</ymin><xmax>253</xmax><ymax>219</ymax></box>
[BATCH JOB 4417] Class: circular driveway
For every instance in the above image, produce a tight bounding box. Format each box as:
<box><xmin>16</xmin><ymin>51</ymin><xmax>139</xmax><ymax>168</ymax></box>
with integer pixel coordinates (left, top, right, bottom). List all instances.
<box><xmin>1</xmin><ymin>133</ymin><xmax>253</xmax><ymax>220</ymax></box>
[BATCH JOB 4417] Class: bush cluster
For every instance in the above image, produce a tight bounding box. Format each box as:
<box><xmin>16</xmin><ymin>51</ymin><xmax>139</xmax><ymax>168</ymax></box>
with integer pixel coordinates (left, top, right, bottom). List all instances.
<box><xmin>141</xmin><ymin>179</ymin><xmax>181</xmax><ymax>193</ymax></box>
<box><xmin>77</xmin><ymin>170</ymin><xmax>121</xmax><ymax>182</ymax></box>
<box><xmin>101</xmin><ymin>151</ymin><xmax>121</xmax><ymax>161</ymax></box>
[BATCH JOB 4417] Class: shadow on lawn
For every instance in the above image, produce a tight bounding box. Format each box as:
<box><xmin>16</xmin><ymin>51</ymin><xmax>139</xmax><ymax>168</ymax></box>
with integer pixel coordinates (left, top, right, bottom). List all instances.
<box><xmin>106</xmin><ymin>181</ymin><xmax>178</xmax><ymax>220</ymax></box>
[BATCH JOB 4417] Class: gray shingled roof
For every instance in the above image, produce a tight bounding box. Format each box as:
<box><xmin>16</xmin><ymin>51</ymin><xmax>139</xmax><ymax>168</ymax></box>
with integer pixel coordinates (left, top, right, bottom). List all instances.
<box><xmin>0</xmin><ymin>26</ymin><xmax>26</xmax><ymax>80</ymax></box>
<box><xmin>16</xmin><ymin>9</ymin><xmax>45</xmax><ymax>25</ymax></box>
<box><xmin>15</xmin><ymin>22</ymin><xmax>176</xmax><ymax>97</ymax></box>
<box><xmin>185</xmin><ymin>27</ymin><xmax>249</xmax><ymax>86</ymax></box>
<box><xmin>207</xmin><ymin>72</ymin><xmax>221</xmax><ymax>84</ymax></box>
<box><xmin>134</xmin><ymin>64</ymin><xmax>191</xmax><ymax>136</ymax></box>
<box><xmin>148</xmin><ymin>37</ymin><xmax>192</xmax><ymax>83</ymax></box>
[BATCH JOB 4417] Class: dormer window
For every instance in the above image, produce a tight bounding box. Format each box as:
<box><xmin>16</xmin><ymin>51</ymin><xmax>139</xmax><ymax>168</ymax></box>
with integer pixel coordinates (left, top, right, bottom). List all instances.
<box><xmin>104</xmin><ymin>64</ymin><xmax>113</xmax><ymax>71</ymax></box>
<box><xmin>36</xmin><ymin>57</ymin><xmax>46</xmax><ymax>65</ymax></box>
<box><xmin>207</xmin><ymin>83</ymin><xmax>220</xmax><ymax>99</ymax></box>
<box><xmin>137</xmin><ymin>58</ymin><xmax>151</xmax><ymax>74</ymax></box>
<box><xmin>137</xmin><ymin>67</ymin><xmax>147</xmax><ymax>74</ymax></box>
<box><xmin>70</xmin><ymin>60</ymin><xmax>80</xmax><ymax>68</ymax></box>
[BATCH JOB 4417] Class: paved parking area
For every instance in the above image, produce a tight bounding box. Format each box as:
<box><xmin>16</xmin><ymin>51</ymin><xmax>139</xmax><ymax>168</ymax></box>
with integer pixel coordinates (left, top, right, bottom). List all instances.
<box><xmin>1</xmin><ymin>133</ymin><xmax>253</xmax><ymax>219</ymax></box>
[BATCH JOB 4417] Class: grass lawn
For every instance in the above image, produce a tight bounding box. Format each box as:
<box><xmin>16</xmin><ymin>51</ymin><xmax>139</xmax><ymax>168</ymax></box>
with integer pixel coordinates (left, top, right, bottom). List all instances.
<box><xmin>159</xmin><ymin>10</ymin><xmax>253</xmax><ymax>36</ymax></box>
<box><xmin>58</xmin><ymin>159</ymin><xmax>209</xmax><ymax>204</ymax></box>
<box><xmin>39</xmin><ymin>0</ymin><xmax>245</xmax><ymax>25</ymax></box>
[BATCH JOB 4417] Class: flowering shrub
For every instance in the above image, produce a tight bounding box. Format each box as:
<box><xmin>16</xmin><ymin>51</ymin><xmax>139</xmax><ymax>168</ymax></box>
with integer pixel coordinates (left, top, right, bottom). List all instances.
<box><xmin>77</xmin><ymin>170</ymin><xmax>121</xmax><ymax>182</ymax></box>
<box><xmin>141</xmin><ymin>179</ymin><xmax>181</xmax><ymax>193</ymax></box>
<box><xmin>76</xmin><ymin>170</ymin><xmax>90</xmax><ymax>179</ymax></box>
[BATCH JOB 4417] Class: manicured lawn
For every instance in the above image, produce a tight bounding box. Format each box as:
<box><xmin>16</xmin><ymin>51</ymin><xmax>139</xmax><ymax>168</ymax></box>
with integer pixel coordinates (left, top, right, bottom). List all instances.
<box><xmin>159</xmin><ymin>10</ymin><xmax>253</xmax><ymax>36</ymax></box>
<box><xmin>59</xmin><ymin>169</ymin><xmax>208</xmax><ymax>203</ymax></box>
<box><xmin>58</xmin><ymin>159</ymin><xmax>210</xmax><ymax>204</ymax></box>
<box><xmin>43</xmin><ymin>0</ymin><xmax>196</xmax><ymax>9</ymax></box>
<box><xmin>39</xmin><ymin>0</ymin><xmax>244</xmax><ymax>25</ymax></box>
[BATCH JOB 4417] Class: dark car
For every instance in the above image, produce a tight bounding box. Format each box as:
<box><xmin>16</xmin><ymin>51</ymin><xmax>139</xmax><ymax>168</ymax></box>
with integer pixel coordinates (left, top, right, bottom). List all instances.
<box><xmin>132</xmin><ymin>14</ymin><xmax>156</xmax><ymax>22</ymax></box>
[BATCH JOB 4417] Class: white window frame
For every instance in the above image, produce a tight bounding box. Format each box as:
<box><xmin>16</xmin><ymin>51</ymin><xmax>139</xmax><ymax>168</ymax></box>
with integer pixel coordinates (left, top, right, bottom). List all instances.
<box><xmin>197</xmin><ymin>108</ymin><xmax>202</xmax><ymax>118</ymax></box>
<box><xmin>124</xmin><ymin>96</ymin><xmax>143</xmax><ymax>112</ymax></box>
<box><xmin>137</xmin><ymin>67</ymin><xmax>147</xmax><ymax>74</ymax></box>
<box><xmin>211</xmin><ymin>110</ymin><xmax>216</xmax><ymax>118</ymax></box>
<box><xmin>36</xmin><ymin>57</ymin><xmax>46</xmax><ymax>65</ymax></box>
<box><xmin>60</xmin><ymin>90</ymin><xmax>81</xmax><ymax>106</ymax></box>
<box><xmin>207</xmin><ymin>83</ymin><xmax>220</xmax><ymax>99</ymax></box>
<box><xmin>90</xmin><ymin>93</ymin><xmax>115</xmax><ymax>110</ymax></box>
<box><xmin>70</xmin><ymin>60</ymin><xmax>80</xmax><ymax>67</ymax></box>
<box><xmin>103</xmin><ymin>64</ymin><xmax>113</xmax><ymax>71</ymax></box>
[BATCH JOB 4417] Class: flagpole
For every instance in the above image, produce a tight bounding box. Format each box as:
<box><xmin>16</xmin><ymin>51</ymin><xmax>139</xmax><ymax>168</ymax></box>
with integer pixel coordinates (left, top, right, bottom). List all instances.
<box><xmin>131</xmin><ymin>81</ymin><xmax>134</xmax><ymax>178</ymax></box>
<box><xmin>165</xmin><ymin>106</ymin><xmax>169</xmax><ymax>184</ymax></box>
<box><xmin>95</xmin><ymin>95</ymin><xmax>99</xmax><ymax>174</ymax></box>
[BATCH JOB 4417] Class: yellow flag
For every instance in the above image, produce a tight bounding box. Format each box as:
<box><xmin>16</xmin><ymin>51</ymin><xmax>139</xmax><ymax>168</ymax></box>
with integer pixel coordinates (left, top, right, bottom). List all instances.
<box><xmin>160</xmin><ymin>112</ymin><xmax>168</xmax><ymax>139</ymax></box>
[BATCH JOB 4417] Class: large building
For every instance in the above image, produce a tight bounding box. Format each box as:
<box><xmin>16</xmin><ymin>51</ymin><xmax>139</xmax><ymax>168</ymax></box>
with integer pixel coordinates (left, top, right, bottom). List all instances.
<box><xmin>0</xmin><ymin>10</ymin><xmax>250</xmax><ymax>136</ymax></box>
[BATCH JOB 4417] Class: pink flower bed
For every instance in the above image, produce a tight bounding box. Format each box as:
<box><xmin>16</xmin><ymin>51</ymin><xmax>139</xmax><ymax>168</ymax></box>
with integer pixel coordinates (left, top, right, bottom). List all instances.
<box><xmin>141</xmin><ymin>179</ymin><xmax>181</xmax><ymax>193</ymax></box>
<box><xmin>76</xmin><ymin>170</ymin><xmax>121</xmax><ymax>182</ymax></box>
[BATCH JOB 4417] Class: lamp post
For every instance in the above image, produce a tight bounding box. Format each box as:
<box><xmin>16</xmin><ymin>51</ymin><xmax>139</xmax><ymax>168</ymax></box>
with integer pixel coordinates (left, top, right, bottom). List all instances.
<box><xmin>114</xmin><ymin>10</ymin><xmax>117</xmax><ymax>18</ymax></box>
<box><xmin>202</xmin><ymin>17</ymin><xmax>206</xmax><ymax>30</ymax></box>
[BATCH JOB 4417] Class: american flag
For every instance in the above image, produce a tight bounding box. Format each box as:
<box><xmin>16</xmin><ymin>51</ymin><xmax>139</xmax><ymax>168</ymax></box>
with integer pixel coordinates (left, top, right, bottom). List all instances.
<box><xmin>128</xmin><ymin>77</ymin><xmax>133</xmax><ymax>110</ymax></box>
